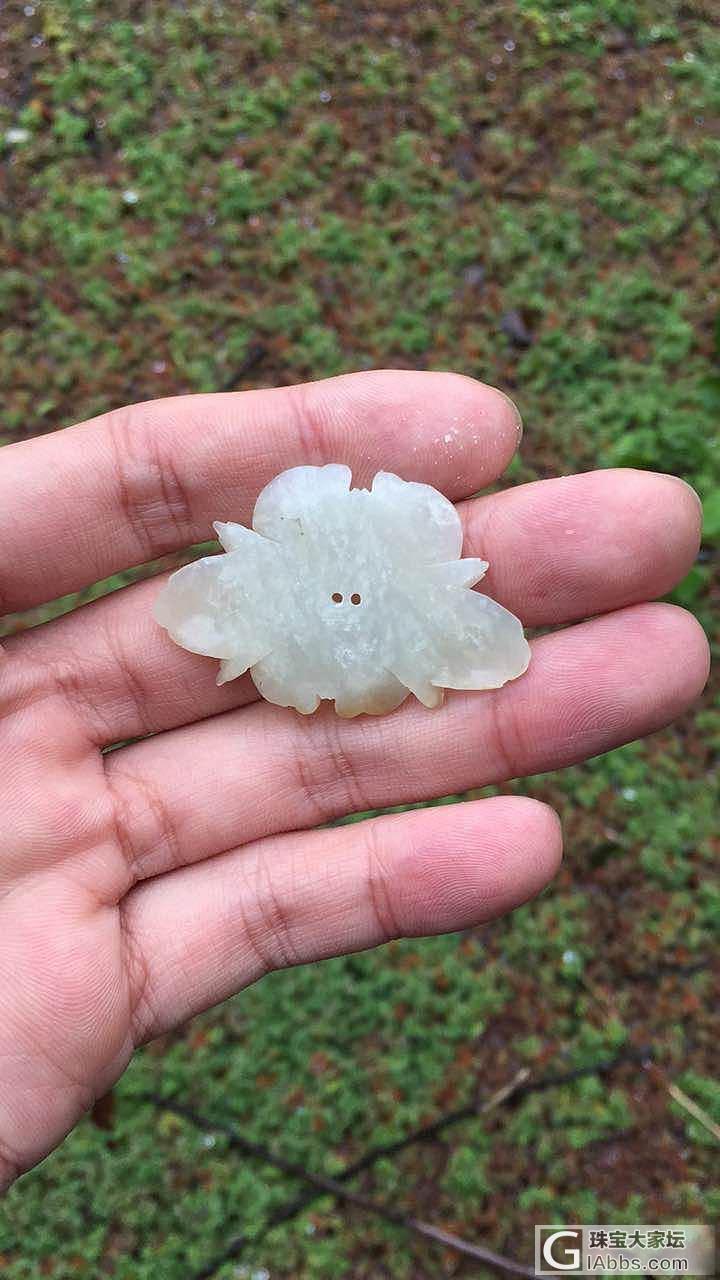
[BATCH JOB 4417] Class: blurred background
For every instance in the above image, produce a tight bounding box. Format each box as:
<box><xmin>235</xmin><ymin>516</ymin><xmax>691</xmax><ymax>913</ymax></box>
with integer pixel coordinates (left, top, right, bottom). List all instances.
<box><xmin>0</xmin><ymin>1</ymin><xmax>718</xmax><ymax>1277</ymax></box>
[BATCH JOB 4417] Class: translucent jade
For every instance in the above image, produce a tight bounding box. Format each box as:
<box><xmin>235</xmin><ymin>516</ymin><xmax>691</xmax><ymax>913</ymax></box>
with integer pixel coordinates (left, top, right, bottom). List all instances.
<box><xmin>154</xmin><ymin>465</ymin><xmax>530</xmax><ymax>717</ymax></box>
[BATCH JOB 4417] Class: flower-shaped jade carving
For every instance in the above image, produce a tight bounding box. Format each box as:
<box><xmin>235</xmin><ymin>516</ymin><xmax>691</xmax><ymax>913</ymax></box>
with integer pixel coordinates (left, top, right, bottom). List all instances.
<box><xmin>153</xmin><ymin>465</ymin><xmax>530</xmax><ymax>717</ymax></box>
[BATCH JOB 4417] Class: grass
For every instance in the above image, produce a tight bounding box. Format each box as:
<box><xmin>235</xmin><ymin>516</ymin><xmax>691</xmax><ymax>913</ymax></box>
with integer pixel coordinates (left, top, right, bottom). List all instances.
<box><xmin>0</xmin><ymin>1</ymin><xmax>718</xmax><ymax>1276</ymax></box>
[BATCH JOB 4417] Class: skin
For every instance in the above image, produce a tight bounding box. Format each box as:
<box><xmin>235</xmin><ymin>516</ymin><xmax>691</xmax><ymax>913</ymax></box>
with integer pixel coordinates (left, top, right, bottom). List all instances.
<box><xmin>0</xmin><ymin>370</ymin><xmax>709</xmax><ymax>1192</ymax></box>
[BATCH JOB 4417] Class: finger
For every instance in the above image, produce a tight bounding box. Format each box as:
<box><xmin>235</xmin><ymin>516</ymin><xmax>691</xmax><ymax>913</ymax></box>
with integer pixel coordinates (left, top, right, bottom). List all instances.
<box><xmin>119</xmin><ymin>795</ymin><xmax>562</xmax><ymax>1042</ymax></box>
<box><xmin>8</xmin><ymin>469</ymin><xmax>702</xmax><ymax>744</ymax></box>
<box><xmin>106</xmin><ymin>604</ymin><xmax>708</xmax><ymax>884</ymax></box>
<box><xmin>0</xmin><ymin>371</ymin><xmax>520</xmax><ymax>615</ymax></box>
<box><xmin>467</xmin><ymin>468</ymin><xmax>702</xmax><ymax>625</ymax></box>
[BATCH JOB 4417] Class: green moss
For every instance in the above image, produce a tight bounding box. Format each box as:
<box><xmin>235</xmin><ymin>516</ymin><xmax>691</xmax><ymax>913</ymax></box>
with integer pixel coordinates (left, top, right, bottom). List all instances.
<box><xmin>1</xmin><ymin>0</ymin><xmax>717</xmax><ymax>1272</ymax></box>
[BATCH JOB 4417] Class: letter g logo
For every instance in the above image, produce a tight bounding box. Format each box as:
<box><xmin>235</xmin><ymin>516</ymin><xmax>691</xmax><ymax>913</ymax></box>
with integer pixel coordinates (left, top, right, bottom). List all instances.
<box><xmin>542</xmin><ymin>1229</ymin><xmax>582</xmax><ymax>1271</ymax></box>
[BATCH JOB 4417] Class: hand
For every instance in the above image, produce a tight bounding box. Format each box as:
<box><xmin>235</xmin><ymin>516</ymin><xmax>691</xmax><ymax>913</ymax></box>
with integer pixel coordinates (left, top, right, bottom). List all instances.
<box><xmin>0</xmin><ymin>371</ymin><xmax>708</xmax><ymax>1189</ymax></box>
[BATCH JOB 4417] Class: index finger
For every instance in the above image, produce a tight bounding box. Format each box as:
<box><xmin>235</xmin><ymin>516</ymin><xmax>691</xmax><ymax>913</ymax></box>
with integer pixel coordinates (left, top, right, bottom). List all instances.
<box><xmin>0</xmin><ymin>370</ymin><xmax>521</xmax><ymax>614</ymax></box>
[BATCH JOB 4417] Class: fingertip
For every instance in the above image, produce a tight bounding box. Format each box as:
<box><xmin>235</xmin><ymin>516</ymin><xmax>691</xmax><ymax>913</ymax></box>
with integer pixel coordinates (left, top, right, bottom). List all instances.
<box><xmin>660</xmin><ymin>471</ymin><xmax>703</xmax><ymax>523</ymax></box>
<box><xmin>535</xmin><ymin>801</ymin><xmax>564</xmax><ymax>884</ymax></box>
<box><xmin>495</xmin><ymin>384</ymin><xmax>524</xmax><ymax>445</ymax></box>
<box><xmin>514</xmin><ymin>794</ymin><xmax>563</xmax><ymax>860</ymax></box>
<box><xmin>651</xmin><ymin>471</ymin><xmax>703</xmax><ymax>573</ymax></box>
<box><xmin>315</xmin><ymin>368</ymin><xmax>523</xmax><ymax>493</ymax></box>
<box><xmin>392</xmin><ymin>795</ymin><xmax>563</xmax><ymax>936</ymax></box>
<box><xmin>425</xmin><ymin>372</ymin><xmax>523</xmax><ymax>493</ymax></box>
<box><xmin>583</xmin><ymin>472</ymin><xmax>699</xmax><ymax>615</ymax></box>
<box><xmin>444</xmin><ymin>372</ymin><xmax>523</xmax><ymax>465</ymax></box>
<box><xmin>481</xmin><ymin>794</ymin><xmax>563</xmax><ymax>896</ymax></box>
<box><xmin>648</xmin><ymin>601</ymin><xmax>711</xmax><ymax>694</ymax></box>
<box><xmin>565</xmin><ymin>601</ymin><xmax>710</xmax><ymax>744</ymax></box>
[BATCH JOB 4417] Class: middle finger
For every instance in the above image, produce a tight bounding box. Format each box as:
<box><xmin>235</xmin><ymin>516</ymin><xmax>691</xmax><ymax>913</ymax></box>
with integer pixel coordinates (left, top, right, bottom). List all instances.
<box><xmin>7</xmin><ymin>467</ymin><xmax>700</xmax><ymax>744</ymax></box>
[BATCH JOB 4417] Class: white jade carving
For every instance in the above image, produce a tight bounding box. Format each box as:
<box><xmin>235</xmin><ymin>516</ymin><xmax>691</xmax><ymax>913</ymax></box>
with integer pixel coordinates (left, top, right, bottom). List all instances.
<box><xmin>154</xmin><ymin>465</ymin><xmax>530</xmax><ymax>717</ymax></box>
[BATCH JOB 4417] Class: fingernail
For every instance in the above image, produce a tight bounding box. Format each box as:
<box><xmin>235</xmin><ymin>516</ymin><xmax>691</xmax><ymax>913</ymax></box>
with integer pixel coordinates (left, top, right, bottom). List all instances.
<box><xmin>498</xmin><ymin>390</ymin><xmax>523</xmax><ymax>444</ymax></box>
<box><xmin>661</xmin><ymin>473</ymin><xmax>702</xmax><ymax>515</ymax></box>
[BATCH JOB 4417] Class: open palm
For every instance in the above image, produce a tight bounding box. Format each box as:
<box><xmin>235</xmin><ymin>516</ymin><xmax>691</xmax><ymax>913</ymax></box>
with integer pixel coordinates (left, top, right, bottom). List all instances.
<box><xmin>0</xmin><ymin>370</ymin><xmax>709</xmax><ymax>1190</ymax></box>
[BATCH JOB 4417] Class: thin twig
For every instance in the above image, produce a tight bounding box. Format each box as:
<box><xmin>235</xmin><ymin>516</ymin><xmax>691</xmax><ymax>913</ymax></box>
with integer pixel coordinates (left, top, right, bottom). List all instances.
<box><xmin>404</xmin><ymin>1219</ymin><xmax>535</xmax><ymax>1274</ymax></box>
<box><xmin>666</xmin><ymin>1082</ymin><xmax>720</xmax><ymax>1143</ymax></box>
<box><xmin>643</xmin><ymin>1061</ymin><xmax>720</xmax><ymax>1144</ymax></box>
<box><xmin>249</xmin><ymin>1071</ymin><xmax>530</xmax><ymax>1254</ymax></box>
<box><xmin>219</xmin><ymin>342</ymin><xmax>268</xmax><ymax>391</ymax></box>
<box><xmin>140</xmin><ymin>1050</ymin><xmax>646</xmax><ymax>1280</ymax></box>
<box><xmin>149</xmin><ymin>1093</ymin><xmax>534</xmax><ymax>1277</ymax></box>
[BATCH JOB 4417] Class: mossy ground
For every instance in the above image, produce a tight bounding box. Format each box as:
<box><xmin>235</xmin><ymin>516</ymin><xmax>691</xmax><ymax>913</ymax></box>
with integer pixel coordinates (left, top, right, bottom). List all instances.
<box><xmin>0</xmin><ymin>2</ymin><xmax>718</xmax><ymax>1276</ymax></box>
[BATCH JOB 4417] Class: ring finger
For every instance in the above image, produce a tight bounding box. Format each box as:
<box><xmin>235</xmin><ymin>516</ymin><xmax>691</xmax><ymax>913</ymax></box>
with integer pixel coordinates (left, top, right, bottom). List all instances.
<box><xmin>105</xmin><ymin>603</ymin><xmax>709</xmax><ymax>885</ymax></box>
